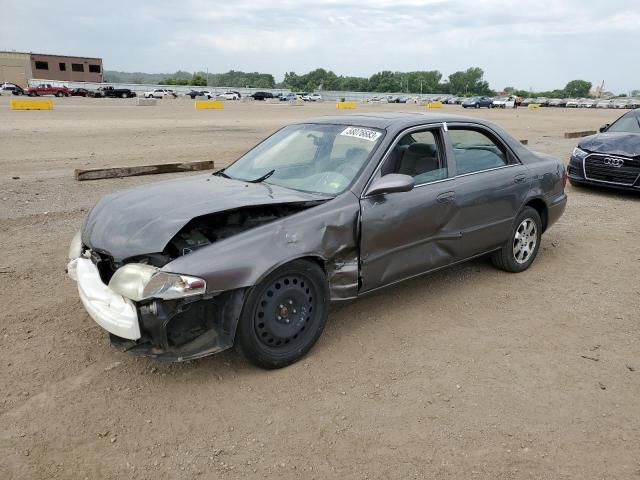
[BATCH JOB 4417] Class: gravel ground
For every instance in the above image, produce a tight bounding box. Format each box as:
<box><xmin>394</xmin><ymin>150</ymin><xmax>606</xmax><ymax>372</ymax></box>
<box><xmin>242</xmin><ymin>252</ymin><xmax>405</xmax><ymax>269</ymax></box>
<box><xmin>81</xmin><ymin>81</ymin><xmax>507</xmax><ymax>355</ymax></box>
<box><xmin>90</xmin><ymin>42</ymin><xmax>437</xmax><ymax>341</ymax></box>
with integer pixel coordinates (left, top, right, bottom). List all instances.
<box><xmin>0</xmin><ymin>97</ymin><xmax>638</xmax><ymax>479</ymax></box>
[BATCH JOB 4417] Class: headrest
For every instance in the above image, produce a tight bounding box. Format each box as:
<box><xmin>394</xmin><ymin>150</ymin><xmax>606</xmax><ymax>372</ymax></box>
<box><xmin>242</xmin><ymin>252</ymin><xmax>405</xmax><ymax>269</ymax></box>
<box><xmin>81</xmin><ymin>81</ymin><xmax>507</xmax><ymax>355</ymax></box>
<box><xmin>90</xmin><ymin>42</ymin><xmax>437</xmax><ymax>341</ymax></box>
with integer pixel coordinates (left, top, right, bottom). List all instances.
<box><xmin>405</xmin><ymin>143</ymin><xmax>436</xmax><ymax>156</ymax></box>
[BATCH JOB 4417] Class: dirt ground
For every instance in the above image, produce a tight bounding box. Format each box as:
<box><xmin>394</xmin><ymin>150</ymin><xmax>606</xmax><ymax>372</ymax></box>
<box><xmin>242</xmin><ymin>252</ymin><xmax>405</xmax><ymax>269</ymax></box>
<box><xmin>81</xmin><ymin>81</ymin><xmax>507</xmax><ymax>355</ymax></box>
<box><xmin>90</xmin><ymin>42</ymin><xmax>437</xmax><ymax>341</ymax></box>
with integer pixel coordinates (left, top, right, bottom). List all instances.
<box><xmin>0</xmin><ymin>97</ymin><xmax>638</xmax><ymax>479</ymax></box>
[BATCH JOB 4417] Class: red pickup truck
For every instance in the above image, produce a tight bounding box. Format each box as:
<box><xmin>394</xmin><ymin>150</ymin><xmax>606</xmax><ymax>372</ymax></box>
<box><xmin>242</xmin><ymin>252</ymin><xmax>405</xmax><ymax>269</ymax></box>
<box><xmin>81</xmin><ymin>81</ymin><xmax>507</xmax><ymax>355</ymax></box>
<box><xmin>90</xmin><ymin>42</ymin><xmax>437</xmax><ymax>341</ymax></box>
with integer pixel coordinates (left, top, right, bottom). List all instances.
<box><xmin>25</xmin><ymin>84</ymin><xmax>70</xmax><ymax>97</ymax></box>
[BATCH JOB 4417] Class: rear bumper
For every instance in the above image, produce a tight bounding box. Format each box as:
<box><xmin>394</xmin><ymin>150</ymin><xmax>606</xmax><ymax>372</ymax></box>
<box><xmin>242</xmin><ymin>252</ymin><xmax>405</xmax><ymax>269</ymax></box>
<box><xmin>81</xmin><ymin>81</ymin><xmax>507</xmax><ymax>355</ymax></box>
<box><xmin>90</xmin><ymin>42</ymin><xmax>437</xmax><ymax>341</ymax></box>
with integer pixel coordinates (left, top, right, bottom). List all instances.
<box><xmin>547</xmin><ymin>193</ymin><xmax>567</xmax><ymax>229</ymax></box>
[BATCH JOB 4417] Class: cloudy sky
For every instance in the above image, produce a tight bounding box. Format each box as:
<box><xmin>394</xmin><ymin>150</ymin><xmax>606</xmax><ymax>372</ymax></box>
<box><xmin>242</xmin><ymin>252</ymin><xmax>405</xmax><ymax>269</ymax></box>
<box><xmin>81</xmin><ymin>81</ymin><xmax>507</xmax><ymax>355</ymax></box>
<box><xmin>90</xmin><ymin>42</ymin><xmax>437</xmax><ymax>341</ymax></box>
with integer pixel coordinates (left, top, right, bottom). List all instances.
<box><xmin>1</xmin><ymin>0</ymin><xmax>638</xmax><ymax>93</ymax></box>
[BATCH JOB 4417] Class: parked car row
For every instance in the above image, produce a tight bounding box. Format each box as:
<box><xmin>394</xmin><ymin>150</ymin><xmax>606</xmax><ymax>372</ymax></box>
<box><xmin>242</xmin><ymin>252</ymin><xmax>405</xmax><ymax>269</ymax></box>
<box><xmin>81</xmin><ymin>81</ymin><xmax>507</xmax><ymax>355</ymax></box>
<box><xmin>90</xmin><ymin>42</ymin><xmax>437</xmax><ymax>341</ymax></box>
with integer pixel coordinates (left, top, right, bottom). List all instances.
<box><xmin>520</xmin><ymin>97</ymin><xmax>639</xmax><ymax>109</ymax></box>
<box><xmin>0</xmin><ymin>82</ymin><xmax>137</xmax><ymax>98</ymax></box>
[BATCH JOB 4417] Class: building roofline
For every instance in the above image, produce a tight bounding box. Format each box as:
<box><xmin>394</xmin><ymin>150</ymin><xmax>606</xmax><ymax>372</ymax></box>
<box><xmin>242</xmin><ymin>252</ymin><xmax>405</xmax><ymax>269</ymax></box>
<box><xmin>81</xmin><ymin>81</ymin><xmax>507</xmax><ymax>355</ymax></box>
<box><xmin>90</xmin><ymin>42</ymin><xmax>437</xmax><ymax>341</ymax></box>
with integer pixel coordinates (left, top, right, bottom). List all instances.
<box><xmin>1</xmin><ymin>51</ymin><xmax>102</xmax><ymax>61</ymax></box>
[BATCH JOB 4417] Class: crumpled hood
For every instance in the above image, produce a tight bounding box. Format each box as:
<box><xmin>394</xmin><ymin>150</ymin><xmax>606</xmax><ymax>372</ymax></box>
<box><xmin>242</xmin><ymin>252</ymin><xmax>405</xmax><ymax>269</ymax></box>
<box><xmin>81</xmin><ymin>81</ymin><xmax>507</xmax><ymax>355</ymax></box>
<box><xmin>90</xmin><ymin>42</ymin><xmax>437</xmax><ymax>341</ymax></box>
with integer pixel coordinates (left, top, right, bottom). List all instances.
<box><xmin>579</xmin><ymin>132</ymin><xmax>640</xmax><ymax>158</ymax></box>
<box><xmin>82</xmin><ymin>174</ymin><xmax>325</xmax><ymax>261</ymax></box>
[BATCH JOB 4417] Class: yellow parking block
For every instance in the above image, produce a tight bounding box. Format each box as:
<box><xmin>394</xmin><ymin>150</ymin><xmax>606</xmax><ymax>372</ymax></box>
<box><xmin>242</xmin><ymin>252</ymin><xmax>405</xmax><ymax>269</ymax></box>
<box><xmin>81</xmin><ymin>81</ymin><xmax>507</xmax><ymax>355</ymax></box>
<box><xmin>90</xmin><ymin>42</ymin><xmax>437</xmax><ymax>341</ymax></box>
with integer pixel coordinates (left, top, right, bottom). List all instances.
<box><xmin>336</xmin><ymin>101</ymin><xmax>357</xmax><ymax>109</ymax></box>
<box><xmin>427</xmin><ymin>101</ymin><xmax>443</xmax><ymax>109</ymax></box>
<box><xmin>528</xmin><ymin>103</ymin><xmax>540</xmax><ymax>109</ymax></box>
<box><xmin>195</xmin><ymin>100</ymin><xmax>224</xmax><ymax>110</ymax></box>
<box><xmin>10</xmin><ymin>99</ymin><xmax>53</xmax><ymax>110</ymax></box>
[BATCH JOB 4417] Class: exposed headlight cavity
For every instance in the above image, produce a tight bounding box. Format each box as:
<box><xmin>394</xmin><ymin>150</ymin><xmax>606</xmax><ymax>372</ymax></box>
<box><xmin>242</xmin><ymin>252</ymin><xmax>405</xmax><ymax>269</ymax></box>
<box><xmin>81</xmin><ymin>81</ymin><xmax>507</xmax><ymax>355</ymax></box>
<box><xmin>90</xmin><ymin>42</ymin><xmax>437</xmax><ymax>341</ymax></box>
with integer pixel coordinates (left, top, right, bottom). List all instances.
<box><xmin>108</xmin><ymin>263</ymin><xmax>206</xmax><ymax>301</ymax></box>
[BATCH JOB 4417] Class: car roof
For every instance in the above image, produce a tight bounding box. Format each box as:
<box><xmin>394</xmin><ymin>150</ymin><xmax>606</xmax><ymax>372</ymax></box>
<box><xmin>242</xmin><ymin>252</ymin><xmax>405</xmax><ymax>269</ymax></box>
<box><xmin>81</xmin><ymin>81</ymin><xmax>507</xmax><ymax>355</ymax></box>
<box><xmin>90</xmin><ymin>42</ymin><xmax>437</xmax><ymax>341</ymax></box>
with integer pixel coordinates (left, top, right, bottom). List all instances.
<box><xmin>294</xmin><ymin>112</ymin><xmax>497</xmax><ymax>130</ymax></box>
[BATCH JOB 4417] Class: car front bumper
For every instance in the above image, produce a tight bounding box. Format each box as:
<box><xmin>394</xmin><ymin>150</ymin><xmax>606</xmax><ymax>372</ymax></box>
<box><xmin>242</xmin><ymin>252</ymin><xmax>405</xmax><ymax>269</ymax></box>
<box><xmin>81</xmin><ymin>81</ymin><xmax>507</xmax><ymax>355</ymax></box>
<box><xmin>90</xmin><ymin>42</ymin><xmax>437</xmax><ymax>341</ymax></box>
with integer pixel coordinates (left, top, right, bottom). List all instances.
<box><xmin>68</xmin><ymin>256</ymin><xmax>245</xmax><ymax>362</ymax></box>
<box><xmin>568</xmin><ymin>156</ymin><xmax>640</xmax><ymax>192</ymax></box>
<box><xmin>69</xmin><ymin>257</ymin><xmax>141</xmax><ymax>340</ymax></box>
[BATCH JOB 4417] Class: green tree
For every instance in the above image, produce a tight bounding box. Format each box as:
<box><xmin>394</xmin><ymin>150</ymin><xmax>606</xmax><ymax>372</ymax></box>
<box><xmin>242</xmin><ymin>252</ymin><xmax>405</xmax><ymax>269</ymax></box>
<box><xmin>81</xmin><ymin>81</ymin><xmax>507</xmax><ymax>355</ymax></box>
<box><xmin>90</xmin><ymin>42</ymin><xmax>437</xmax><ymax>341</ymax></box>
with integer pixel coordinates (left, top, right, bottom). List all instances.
<box><xmin>564</xmin><ymin>80</ymin><xmax>592</xmax><ymax>97</ymax></box>
<box><xmin>369</xmin><ymin>71</ymin><xmax>399</xmax><ymax>92</ymax></box>
<box><xmin>191</xmin><ymin>74</ymin><xmax>207</xmax><ymax>86</ymax></box>
<box><xmin>447</xmin><ymin>67</ymin><xmax>493</xmax><ymax>96</ymax></box>
<box><xmin>339</xmin><ymin>76</ymin><xmax>370</xmax><ymax>91</ymax></box>
<box><xmin>405</xmin><ymin>71</ymin><xmax>442</xmax><ymax>94</ymax></box>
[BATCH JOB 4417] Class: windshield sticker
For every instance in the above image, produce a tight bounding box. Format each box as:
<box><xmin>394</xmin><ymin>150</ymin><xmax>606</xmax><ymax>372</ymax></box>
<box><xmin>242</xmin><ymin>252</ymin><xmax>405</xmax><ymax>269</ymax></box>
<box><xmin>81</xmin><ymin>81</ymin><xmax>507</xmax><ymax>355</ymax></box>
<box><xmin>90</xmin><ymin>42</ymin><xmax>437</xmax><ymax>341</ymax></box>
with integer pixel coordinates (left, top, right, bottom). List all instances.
<box><xmin>340</xmin><ymin>127</ymin><xmax>382</xmax><ymax>142</ymax></box>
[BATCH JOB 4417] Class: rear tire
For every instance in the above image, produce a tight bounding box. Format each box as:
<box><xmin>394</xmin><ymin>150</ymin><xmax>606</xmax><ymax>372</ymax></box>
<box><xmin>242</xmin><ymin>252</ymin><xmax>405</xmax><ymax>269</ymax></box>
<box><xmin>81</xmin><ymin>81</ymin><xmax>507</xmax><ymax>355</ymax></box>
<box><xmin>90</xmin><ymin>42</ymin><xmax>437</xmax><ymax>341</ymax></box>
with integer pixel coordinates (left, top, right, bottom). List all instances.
<box><xmin>491</xmin><ymin>207</ymin><xmax>542</xmax><ymax>273</ymax></box>
<box><xmin>236</xmin><ymin>260</ymin><xmax>329</xmax><ymax>369</ymax></box>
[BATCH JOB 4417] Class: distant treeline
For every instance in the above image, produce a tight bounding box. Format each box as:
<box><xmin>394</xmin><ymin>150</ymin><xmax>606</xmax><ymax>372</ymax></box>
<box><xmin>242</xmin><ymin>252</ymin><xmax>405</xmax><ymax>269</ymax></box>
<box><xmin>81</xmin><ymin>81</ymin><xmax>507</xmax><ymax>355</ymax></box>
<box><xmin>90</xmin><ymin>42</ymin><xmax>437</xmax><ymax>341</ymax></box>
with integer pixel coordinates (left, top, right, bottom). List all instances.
<box><xmin>105</xmin><ymin>68</ymin><xmax>622</xmax><ymax>97</ymax></box>
<box><xmin>105</xmin><ymin>70</ymin><xmax>275</xmax><ymax>88</ymax></box>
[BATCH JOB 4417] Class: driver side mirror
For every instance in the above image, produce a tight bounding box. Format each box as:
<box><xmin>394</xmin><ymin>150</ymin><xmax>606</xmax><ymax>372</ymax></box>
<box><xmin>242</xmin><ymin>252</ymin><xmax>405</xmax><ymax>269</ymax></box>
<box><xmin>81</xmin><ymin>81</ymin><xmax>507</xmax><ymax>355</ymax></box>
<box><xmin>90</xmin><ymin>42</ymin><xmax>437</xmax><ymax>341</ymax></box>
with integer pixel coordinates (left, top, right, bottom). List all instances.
<box><xmin>365</xmin><ymin>174</ymin><xmax>415</xmax><ymax>196</ymax></box>
<box><xmin>599</xmin><ymin>124</ymin><xmax>610</xmax><ymax>133</ymax></box>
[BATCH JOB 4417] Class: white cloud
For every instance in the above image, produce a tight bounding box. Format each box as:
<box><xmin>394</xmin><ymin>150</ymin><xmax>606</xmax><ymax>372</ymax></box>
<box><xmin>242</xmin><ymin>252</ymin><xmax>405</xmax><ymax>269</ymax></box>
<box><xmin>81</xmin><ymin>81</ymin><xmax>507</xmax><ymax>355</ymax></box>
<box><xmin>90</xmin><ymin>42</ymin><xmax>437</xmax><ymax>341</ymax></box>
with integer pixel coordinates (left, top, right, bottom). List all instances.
<box><xmin>192</xmin><ymin>30</ymin><xmax>318</xmax><ymax>53</ymax></box>
<box><xmin>0</xmin><ymin>0</ymin><xmax>638</xmax><ymax>92</ymax></box>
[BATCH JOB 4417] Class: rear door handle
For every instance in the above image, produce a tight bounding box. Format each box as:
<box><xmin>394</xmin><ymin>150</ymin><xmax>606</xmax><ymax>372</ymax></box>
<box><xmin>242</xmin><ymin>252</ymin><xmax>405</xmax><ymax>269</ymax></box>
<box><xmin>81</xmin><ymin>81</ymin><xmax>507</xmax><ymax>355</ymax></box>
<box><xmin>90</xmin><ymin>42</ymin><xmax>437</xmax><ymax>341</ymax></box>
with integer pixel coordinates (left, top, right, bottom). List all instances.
<box><xmin>437</xmin><ymin>191</ymin><xmax>456</xmax><ymax>204</ymax></box>
<box><xmin>514</xmin><ymin>174</ymin><xmax>527</xmax><ymax>184</ymax></box>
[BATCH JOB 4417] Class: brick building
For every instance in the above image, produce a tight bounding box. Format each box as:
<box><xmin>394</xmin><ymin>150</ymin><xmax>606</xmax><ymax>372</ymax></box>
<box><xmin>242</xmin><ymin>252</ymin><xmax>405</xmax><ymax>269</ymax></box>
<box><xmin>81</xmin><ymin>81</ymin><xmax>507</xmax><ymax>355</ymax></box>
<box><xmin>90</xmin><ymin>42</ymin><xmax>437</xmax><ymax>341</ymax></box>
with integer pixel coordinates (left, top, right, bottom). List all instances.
<box><xmin>0</xmin><ymin>51</ymin><xmax>103</xmax><ymax>87</ymax></box>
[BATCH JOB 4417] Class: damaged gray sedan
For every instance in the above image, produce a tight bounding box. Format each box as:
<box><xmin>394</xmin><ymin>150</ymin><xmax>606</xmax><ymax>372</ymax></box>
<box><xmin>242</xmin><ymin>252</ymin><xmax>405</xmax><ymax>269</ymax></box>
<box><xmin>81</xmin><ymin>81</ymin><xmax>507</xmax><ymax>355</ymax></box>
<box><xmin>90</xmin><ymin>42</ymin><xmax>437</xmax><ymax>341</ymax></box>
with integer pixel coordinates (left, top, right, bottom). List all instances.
<box><xmin>67</xmin><ymin>112</ymin><xmax>567</xmax><ymax>368</ymax></box>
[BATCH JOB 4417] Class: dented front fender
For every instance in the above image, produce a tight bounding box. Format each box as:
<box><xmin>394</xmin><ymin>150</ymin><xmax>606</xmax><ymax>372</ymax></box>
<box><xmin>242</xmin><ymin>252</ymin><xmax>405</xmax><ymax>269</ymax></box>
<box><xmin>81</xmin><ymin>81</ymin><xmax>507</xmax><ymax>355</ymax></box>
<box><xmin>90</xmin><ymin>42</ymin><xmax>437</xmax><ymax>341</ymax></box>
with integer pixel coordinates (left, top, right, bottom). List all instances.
<box><xmin>162</xmin><ymin>192</ymin><xmax>362</xmax><ymax>300</ymax></box>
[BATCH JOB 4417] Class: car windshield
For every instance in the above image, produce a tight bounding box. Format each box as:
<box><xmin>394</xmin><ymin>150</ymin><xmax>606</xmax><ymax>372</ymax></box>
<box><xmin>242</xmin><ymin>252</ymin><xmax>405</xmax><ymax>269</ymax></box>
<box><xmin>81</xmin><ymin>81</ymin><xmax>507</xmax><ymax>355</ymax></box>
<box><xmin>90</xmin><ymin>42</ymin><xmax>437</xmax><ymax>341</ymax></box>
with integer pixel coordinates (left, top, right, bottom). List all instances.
<box><xmin>607</xmin><ymin>114</ymin><xmax>640</xmax><ymax>133</ymax></box>
<box><xmin>223</xmin><ymin>124</ymin><xmax>383</xmax><ymax>195</ymax></box>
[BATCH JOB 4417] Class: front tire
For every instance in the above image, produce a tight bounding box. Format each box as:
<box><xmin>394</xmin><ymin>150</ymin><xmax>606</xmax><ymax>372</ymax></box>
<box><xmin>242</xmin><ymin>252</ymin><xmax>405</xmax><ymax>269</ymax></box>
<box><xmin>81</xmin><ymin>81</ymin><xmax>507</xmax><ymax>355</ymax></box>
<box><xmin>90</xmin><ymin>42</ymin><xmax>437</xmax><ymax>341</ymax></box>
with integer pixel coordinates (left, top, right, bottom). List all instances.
<box><xmin>491</xmin><ymin>207</ymin><xmax>542</xmax><ymax>273</ymax></box>
<box><xmin>236</xmin><ymin>260</ymin><xmax>329</xmax><ymax>369</ymax></box>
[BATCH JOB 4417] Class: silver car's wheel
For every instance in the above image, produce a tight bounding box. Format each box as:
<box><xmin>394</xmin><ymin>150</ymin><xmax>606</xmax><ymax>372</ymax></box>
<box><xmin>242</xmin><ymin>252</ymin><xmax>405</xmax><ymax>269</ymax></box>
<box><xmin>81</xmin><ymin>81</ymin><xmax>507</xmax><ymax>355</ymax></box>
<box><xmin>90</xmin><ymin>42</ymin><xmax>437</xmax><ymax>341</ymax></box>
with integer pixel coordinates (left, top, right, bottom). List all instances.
<box><xmin>491</xmin><ymin>206</ymin><xmax>542</xmax><ymax>273</ymax></box>
<box><xmin>513</xmin><ymin>218</ymin><xmax>537</xmax><ymax>264</ymax></box>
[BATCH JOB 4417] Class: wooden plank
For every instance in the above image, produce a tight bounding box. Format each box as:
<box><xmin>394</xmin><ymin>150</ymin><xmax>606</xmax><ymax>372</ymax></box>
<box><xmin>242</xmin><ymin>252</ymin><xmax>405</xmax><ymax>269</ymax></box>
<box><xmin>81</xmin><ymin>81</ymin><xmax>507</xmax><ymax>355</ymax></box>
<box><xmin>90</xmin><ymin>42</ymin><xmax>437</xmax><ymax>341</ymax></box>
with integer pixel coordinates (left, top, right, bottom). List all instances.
<box><xmin>564</xmin><ymin>130</ymin><xmax>596</xmax><ymax>139</ymax></box>
<box><xmin>75</xmin><ymin>160</ymin><xmax>215</xmax><ymax>181</ymax></box>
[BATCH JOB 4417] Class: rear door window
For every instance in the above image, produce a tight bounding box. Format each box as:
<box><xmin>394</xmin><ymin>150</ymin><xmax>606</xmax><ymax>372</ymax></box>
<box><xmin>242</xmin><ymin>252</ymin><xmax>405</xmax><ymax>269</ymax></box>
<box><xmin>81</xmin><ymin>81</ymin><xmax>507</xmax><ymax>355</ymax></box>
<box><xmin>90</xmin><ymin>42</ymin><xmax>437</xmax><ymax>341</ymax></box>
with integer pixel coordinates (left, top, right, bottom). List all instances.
<box><xmin>448</xmin><ymin>129</ymin><xmax>508</xmax><ymax>175</ymax></box>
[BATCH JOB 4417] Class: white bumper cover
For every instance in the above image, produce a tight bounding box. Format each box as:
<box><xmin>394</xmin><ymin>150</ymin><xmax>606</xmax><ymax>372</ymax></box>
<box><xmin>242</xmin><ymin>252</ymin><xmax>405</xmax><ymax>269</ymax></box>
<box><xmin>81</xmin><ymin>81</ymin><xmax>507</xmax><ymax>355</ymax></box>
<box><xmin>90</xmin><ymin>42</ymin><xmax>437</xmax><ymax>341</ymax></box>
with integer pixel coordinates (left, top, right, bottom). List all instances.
<box><xmin>69</xmin><ymin>257</ymin><xmax>141</xmax><ymax>340</ymax></box>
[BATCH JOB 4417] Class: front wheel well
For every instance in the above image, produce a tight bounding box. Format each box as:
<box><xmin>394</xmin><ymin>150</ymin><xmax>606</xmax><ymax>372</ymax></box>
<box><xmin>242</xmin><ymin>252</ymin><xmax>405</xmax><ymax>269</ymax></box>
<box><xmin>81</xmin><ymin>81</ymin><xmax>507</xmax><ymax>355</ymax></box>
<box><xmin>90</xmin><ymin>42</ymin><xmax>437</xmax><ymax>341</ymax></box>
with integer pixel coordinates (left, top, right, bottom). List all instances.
<box><xmin>291</xmin><ymin>255</ymin><xmax>327</xmax><ymax>275</ymax></box>
<box><xmin>524</xmin><ymin>198</ymin><xmax>548</xmax><ymax>232</ymax></box>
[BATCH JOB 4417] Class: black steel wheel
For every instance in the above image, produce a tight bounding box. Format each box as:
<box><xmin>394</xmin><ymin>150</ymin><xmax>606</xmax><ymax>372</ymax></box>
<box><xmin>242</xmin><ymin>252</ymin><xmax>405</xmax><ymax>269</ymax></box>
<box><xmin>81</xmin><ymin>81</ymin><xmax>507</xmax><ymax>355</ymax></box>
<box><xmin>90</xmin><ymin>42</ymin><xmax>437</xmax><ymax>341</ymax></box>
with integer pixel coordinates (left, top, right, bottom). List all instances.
<box><xmin>236</xmin><ymin>260</ymin><xmax>329</xmax><ymax>369</ymax></box>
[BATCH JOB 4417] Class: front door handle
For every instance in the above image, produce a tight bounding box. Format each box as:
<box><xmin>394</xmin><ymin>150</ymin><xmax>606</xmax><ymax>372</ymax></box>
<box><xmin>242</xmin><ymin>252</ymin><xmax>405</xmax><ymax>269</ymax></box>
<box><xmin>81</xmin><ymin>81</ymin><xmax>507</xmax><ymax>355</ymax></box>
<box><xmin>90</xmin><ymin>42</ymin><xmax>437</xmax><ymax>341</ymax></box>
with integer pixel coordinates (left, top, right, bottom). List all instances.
<box><xmin>437</xmin><ymin>191</ymin><xmax>456</xmax><ymax>204</ymax></box>
<box><xmin>514</xmin><ymin>174</ymin><xmax>527</xmax><ymax>184</ymax></box>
